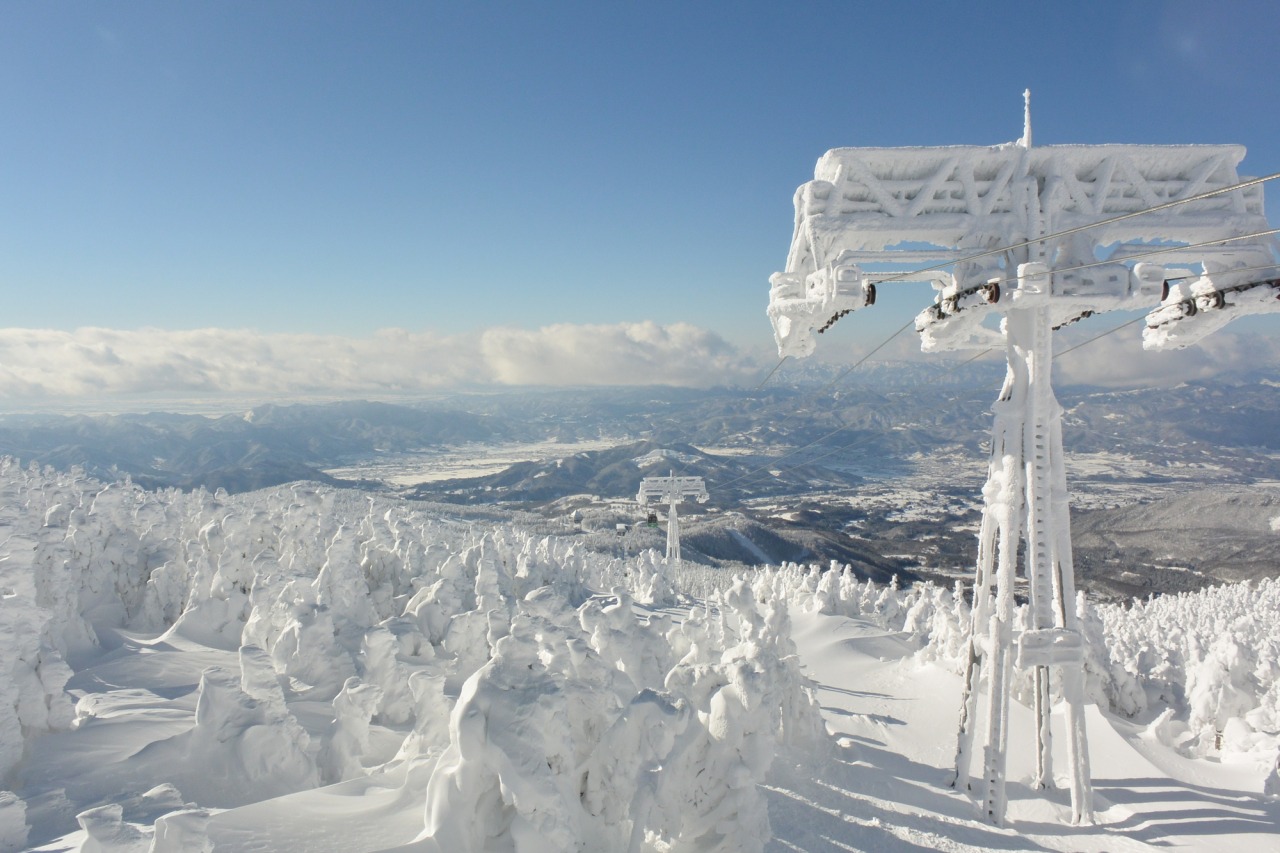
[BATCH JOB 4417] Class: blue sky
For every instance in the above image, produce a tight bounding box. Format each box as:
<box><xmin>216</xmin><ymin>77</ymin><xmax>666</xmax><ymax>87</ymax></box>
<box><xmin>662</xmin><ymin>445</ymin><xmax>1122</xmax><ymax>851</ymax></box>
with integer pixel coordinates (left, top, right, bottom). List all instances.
<box><xmin>2</xmin><ymin>1</ymin><xmax>1279</xmax><ymax>398</ymax></box>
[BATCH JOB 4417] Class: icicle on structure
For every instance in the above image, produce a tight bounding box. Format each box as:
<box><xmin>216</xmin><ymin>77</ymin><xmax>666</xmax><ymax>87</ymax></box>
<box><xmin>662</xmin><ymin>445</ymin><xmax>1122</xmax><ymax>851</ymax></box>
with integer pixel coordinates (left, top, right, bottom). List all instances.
<box><xmin>767</xmin><ymin>108</ymin><xmax>1277</xmax><ymax>824</ymax></box>
<box><xmin>636</xmin><ymin>472</ymin><xmax>708</xmax><ymax>573</ymax></box>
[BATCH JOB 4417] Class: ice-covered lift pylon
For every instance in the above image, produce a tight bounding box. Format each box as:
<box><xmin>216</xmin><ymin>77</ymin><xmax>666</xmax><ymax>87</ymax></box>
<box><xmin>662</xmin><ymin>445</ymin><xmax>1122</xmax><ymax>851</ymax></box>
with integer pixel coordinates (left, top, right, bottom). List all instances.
<box><xmin>767</xmin><ymin>93</ymin><xmax>1275</xmax><ymax>826</ymax></box>
<box><xmin>636</xmin><ymin>473</ymin><xmax>708</xmax><ymax>573</ymax></box>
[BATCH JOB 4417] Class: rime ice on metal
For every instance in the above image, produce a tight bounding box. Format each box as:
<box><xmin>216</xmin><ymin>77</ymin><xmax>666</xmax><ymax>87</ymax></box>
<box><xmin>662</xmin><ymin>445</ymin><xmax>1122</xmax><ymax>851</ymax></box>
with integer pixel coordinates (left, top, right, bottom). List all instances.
<box><xmin>768</xmin><ymin>98</ymin><xmax>1274</xmax><ymax>825</ymax></box>
<box><xmin>1144</xmin><ymin>266</ymin><xmax>1280</xmax><ymax>349</ymax></box>
<box><xmin>636</xmin><ymin>473</ymin><xmax>708</xmax><ymax>572</ymax></box>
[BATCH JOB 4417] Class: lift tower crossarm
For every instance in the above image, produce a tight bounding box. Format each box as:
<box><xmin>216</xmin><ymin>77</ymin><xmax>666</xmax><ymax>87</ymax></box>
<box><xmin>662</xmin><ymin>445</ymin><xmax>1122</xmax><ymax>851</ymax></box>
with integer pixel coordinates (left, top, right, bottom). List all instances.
<box><xmin>783</xmin><ymin>144</ymin><xmax>1264</xmax><ymax>278</ymax></box>
<box><xmin>636</xmin><ymin>476</ymin><xmax>709</xmax><ymax>506</ymax></box>
<box><xmin>770</xmin><ymin>143</ymin><xmax>1267</xmax><ymax>358</ymax></box>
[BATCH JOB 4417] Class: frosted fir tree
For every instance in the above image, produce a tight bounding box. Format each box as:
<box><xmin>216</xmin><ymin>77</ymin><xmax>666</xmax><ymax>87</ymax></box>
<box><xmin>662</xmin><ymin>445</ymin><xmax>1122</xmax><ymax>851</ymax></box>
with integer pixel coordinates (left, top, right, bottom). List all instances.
<box><xmin>321</xmin><ymin>676</ymin><xmax>384</xmax><ymax>783</ymax></box>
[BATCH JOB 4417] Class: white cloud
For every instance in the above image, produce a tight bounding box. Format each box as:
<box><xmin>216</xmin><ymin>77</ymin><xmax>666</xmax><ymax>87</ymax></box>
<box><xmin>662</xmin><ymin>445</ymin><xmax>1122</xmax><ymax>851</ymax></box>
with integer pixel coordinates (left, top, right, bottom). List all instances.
<box><xmin>2</xmin><ymin>320</ymin><xmax>1272</xmax><ymax>406</ymax></box>
<box><xmin>0</xmin><ymin>323</ymin><xmax>759</xmax><ymax>402</ymax></box>
<box><xmin>0</xmin><ymin>327</ymin><xmax>467</xmax><ymax>399</ymax></box>
<box><xmin>480</xmin><ymin>321</ymin><xmax>751</xmax><ymax>386</ymax></box>
<box><xmin>1053</xmin><ymin>322</ymin><xmax>1280</xmax><ymax>388</ymax></box>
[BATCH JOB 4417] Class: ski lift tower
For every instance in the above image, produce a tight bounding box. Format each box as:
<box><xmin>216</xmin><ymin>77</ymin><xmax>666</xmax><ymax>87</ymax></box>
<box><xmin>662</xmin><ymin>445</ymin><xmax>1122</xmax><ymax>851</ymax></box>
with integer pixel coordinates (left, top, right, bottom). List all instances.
<box><xmin>636</xmin><ymin>473</ymin><xmax>709</xmax><ymax>572</ymax></box>
<box><xmin>767</xmin><ymin>94</ymin><xmax>1271</xmax><ymax>825</ymax></box>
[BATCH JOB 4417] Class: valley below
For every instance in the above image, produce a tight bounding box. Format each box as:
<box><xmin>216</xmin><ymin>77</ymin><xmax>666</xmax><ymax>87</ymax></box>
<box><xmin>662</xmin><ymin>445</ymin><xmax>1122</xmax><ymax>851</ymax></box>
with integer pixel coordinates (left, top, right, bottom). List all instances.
<box><xmin>4</xmin><ymin>367</ymin><xmax>1279</xmax><ymax>602</ymax></box>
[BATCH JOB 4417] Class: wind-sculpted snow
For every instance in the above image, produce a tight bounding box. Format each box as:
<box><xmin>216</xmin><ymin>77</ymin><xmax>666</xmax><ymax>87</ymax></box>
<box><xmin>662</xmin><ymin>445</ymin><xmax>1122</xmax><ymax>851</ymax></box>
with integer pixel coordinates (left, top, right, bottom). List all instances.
<box><xmin>419</xmin><ymin>578</ymin><xmax>824</xmax><ymax>852</ymax></box>
<box><xmin>1095</xmin><ymin>578</ymin><xmax>1280</xmax><ymax>759</ymax></box>
<box><xmin>0</xmin><ymin>461</ymin><xmax>825</xmax><ymax>851</ymax></box>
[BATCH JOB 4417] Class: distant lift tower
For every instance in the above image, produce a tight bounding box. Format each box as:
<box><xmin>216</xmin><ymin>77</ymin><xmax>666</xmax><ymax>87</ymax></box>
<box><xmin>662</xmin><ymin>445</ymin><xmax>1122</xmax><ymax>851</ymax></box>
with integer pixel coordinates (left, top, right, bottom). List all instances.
<box><xmin>767</xmin><ymin>94</ymin><xmax>1272</xmax><ymax>825</ymax></box>
<box><xmin>636</xmin><ymin>473</ymin><xmax>709</xmax><ymax>571</ymax></box>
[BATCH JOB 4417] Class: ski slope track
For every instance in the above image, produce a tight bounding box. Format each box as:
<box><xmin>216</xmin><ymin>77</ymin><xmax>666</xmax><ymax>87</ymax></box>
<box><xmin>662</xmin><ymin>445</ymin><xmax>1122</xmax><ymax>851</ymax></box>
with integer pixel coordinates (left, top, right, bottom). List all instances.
<box><xmin>0</xmin><ymin>462</ymin><xmax>1275</xmax><ymax>852</ymax></box>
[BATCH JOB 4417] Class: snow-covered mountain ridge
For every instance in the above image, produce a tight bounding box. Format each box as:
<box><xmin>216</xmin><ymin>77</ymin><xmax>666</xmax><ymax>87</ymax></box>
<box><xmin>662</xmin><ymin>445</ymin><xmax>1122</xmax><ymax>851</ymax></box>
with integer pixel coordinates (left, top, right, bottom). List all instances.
<box><xmin>1</xmin><ymin>460</ymin><xmax>1276</xmax><ymax>851</ymax></box>
<box><xmin>4</xmin><ymin>377</ymin><xmax>1277</xmax><ymax>599</ymax></box>
<box><xmin>6</xmin><ymin>376</ymin><xmax>1280</xmax><ymax>496</ymax></box>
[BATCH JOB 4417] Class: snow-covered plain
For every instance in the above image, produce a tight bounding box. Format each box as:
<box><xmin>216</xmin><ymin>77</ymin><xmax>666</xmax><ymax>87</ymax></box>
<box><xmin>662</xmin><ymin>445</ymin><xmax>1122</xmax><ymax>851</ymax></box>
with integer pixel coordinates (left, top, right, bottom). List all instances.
<box><xmin>0</xmin><ymin>459</ymin><xmax>1276</xmax><ymax>852</ymax></box>
<box><xmin>323</xmin><ymin>440</ymin><xmax>624</xmax><ymax>487</ymax></box>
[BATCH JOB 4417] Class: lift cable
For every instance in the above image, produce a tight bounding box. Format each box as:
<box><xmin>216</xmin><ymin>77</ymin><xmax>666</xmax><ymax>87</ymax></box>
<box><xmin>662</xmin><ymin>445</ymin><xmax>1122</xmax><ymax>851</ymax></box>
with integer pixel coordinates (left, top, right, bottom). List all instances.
<box><xmin>874</xmin><ymin>170</ymin><xmax>1280</xmax><ymax>286</ymax></box>
<box><xmin>714</xmin><ymin>346</ymin><xmax>996</xmax><ymax>495</ymax></box>
<box><xmin>715</xmin><ymin>303</ymin><xmax>1198</xmax><ymax>496</ymax></box>
<box><xmin>1162</xmin><ymin>260</ymin><xmax>1280</xmax><ymax>284</ymax></box>
<box><xmin>813</xmin><ymin>319</ymin><xmax>916</xmax><ymax>395</ymax></box>
<box><xmin>758</xmin><ymin>224</ymin><xmax>1280</xmax><ymax>393</ymax></box>
<box><xmin>1054</xmin><ymin>316</ymin><xmax>1144</xmax><ymax>360</ymax></box>
<box><xmin>754</xmin><ymin>356</ymin><xmax>788</xmax><ymax>390</ymax></box>
<box><xmin>703</xmin><ymin>176</ymin><xmax>1280</xmax><ymax>477</ymax></box>
<box><xmin>678</xmin><ymin>315</ymin><xmax>919</xmax><ymax>486</ymax></box>
<box><xmin>943</xmin><ymin>227</ymin><xmax>1280</xmax><ymax>296</ymax></box>
<box><xmin>757</xmin><ymin>316</ymin><xmax>917</xmax><ymax>392</ymax></box>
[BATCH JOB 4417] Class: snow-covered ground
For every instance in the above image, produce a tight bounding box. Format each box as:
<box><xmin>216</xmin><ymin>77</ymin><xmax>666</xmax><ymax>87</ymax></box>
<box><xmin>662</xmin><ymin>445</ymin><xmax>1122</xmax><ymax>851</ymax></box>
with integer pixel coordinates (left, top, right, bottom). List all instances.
<box><xmin>323</xmin><ymin>439</ymin><xmax>623</xmax><ymax>486</ymax></box>
<box><xmin>1</xmin><ymin>459</ymin><xmax>1276</xmax><ymax>852</ymax></box>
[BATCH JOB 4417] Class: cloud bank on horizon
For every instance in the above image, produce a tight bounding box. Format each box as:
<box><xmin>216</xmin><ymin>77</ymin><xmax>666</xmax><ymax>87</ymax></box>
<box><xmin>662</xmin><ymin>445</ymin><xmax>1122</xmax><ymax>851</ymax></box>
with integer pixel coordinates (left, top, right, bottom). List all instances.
<box><xmin>0</xmin><ymin>322</ymin><xmax>760</xmax><ymax>400</ymax></box>
<box><xmin>0</xmin><ymin>321</ymin><xmax>1275</xmax><ymax>404</ymax></box>
<box><xmin>1052</xmin><ymin>322</ymin><xmax>1280</xmax><ymax>388</ymax></box>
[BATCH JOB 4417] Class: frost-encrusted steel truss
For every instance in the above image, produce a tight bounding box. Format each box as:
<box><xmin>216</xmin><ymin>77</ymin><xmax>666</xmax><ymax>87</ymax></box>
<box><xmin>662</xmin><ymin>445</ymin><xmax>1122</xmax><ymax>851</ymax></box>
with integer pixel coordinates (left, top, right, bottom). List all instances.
<box><xmin>767</xmin><ymin>127</ymin><xmax>1274</xmax><ymax>825</ymax></box>
<box><xmin>637</xmin><ymin>474</ymin><xmax>708</xmax><ymax>571</ymax></box>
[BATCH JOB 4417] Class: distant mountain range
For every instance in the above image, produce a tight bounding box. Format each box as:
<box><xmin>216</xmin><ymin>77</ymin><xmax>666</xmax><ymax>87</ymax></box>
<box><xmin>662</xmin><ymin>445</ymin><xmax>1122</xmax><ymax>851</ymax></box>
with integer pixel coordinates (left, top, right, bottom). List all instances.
<box><xmin>0</xmin><ymin>400</ymin><xmax>505</xmax><ymax>492</ymax></box>
<box><xmin>3</xmin><ymin>372</ymin><xmax>1278</xmax><ymax>598</ymax></box>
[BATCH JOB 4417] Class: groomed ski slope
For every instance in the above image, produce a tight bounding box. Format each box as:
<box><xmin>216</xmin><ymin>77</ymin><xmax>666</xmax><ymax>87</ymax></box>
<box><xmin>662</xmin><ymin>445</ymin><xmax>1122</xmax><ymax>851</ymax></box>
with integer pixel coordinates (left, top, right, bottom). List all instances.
<box><xmin>769</xmin><ymin>611</ymin><xmax>1279</xmax><ymax>852</ymax></box>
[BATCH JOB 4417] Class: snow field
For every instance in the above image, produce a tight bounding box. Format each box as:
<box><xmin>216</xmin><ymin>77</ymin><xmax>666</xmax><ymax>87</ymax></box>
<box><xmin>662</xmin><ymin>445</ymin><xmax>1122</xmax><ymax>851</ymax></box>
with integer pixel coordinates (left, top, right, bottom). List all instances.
<box><xmin>0</xmin><ymin>459</ymin><xmax>1276</xmax><ymax>851</ymax></box>
<box><xmin>757</xmin><ymin>558</ymin><xmax>1280</xmax><ymax>767</ymax></box>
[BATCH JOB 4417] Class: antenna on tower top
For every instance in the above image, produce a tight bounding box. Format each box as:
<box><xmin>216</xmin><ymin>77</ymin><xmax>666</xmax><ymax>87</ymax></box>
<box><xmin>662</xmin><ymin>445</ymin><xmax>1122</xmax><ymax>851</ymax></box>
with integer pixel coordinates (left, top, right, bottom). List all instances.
<box><xmin>1019</xmin><ymin>89</ymin><xmax>1032</xmax><ymax>148</ymax></box>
